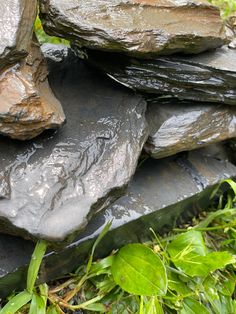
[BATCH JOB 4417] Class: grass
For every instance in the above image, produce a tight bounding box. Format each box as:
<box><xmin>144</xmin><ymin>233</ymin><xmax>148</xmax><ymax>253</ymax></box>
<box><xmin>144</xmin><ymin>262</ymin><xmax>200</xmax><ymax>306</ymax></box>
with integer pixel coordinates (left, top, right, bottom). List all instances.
<box><xmin>1</xmin><ymin>180</ymin><xmax>236</xmax><ymax>313</ymax></box>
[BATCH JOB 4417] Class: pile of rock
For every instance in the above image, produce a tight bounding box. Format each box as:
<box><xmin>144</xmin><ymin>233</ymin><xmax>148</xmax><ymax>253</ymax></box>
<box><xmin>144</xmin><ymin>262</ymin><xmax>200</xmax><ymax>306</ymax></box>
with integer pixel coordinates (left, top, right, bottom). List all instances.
<box><xmin>0</xmin><ymin>0</ymin><xmax>236</xmax><ymax>297</ymax></box>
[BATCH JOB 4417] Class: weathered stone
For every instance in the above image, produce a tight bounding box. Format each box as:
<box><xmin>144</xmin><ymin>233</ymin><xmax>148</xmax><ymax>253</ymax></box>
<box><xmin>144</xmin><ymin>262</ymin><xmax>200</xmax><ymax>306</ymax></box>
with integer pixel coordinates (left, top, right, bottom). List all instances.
<box><xmin>0</xmin><ymin>45</ymin><xmax>148</xmax><ymax>243</ymax></box>
<box><xmin>1</xmin><ymin>150</ymin><xmax>236</xmax><ymax>298</ymax></box>
<box><xmin>0</xmin><ymin>0</ymin><xmax>37</xmax><ymax>70</ymax></box>
<box><xmin>226</xmin><ymin>15</ymin><xmax>236</xmax><ymax>49</ymax></box>
<box><xmin>39</xmin><ymin>0</ymin><xmax>226</xmax><ymax>57</ymax></box>
<box><xmin>85</xmin><ymin>46</ymin><xmax>236</xmax><ymax>105</ymax></box>
<box><xmin>0</xmin><ymin>39</ymin><xmax>65</xmax><ymax>140</ymax></box>
<box><xmin>144</xmin><ymin>98</ymin><xmax>236</xmax><ymax>159</ymax></box>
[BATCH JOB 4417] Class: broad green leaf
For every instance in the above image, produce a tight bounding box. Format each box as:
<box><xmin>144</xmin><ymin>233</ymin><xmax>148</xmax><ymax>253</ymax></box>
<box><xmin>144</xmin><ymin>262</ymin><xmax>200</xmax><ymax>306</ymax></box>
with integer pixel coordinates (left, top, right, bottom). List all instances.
<box><xmin>27</xmin><ymin>240</ymin><xmax>47</xmax><ymax>293</ymax></box>
<box><xmin>111</xmin><ymin>244</ymin><xmax>167</xmax><ymax>296</ymax></box>
<box><xmin>167</xmin><ymin>231</ymin><xmax>208</xmax><ymax>276</ymax></box>
<box><xmin>0</xmin><ymin>291</ymin><xmax>32</xmax><ymax>314</ymax></box>
<box><xmin>167</xmin><ymin>230</ymin><xmax>207</xmax><ymax>258</ymax></box>
<box><xmin>201</xmin><ymin>252</ymin><xmax>235</xmax><ymax>273</ymax></box>
<box><xmin>180</xmin><ymin>298</ymin><xmax>210</xmax><ymax>314</ymax></box>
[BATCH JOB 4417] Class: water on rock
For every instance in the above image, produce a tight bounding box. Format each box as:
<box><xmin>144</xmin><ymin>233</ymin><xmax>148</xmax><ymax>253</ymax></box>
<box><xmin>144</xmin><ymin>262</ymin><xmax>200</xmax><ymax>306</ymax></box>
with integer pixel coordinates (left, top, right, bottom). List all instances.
<box><xmin>145</xmin><ymin>98</ymin><xmax>236</xmax><ymax>159</ymax></box>
<box><xmin>39</xmin><ymin>0</ymin><xmax>226</xmax><ymax>57</ymax></box>
<box><xmin>85</xmin><ymin>47</ymin><xmax>236</xmax><ymax>105</ymax></box>
<box><xmin>1</xmin><ymin>150</ymin><xmax>236</xmax><ymax>297</ymax></box>
<box><xmin>0</xmin><ymin>0</ymin><xmax>37</xmax><ymax>70</ymax></box>
<box><xmin>0</xmin><ymin>39</ymin><xmax>65</xmax><ymax>140</ymax></box>
<box><xmin>0</xmin><ymin>45</ymin><xmax>148</xmax><ymax>243</ymax></box>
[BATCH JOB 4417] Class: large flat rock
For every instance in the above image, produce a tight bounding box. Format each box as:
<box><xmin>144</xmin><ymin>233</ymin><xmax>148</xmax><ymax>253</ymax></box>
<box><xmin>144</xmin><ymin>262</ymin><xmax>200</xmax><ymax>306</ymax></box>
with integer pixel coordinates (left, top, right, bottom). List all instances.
<box><xmin>0</xmin><ymin>0</ymin><xmax>37</xmax><ymax>70</ymax></box>
<box><xmin>0</xmin><ymin>39</ymin><xmax>65</xmax><ymax>140</ymax></box>
<box><xmin>86</xmin><ymin>47</ymin><xmax>236</xmax><ymax>105</ymax></box>
<box><xmin>0</xmin><ymin>45</ymin><xmax>148</xmax><ymax>243</ymax></box>
<box><xmin>145</xmin><ymin>98</ymin><xmax>236</xmax><ymax>159</ymax></box>
<box><xmin>39</xmin><ymin>0</ymin><xmax>226</xmax><ymax>57</ymax></box>
<box><xmin>1</xmin><ymin>150</ymin><xmax>236</xmax><ymax>298</ymax></box>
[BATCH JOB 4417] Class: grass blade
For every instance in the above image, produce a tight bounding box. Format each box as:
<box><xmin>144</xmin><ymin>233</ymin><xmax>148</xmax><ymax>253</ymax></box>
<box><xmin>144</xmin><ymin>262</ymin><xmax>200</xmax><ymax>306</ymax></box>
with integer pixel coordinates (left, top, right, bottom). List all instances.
<box><xmin>0</xmin><ymin>291</ymin><xmax>32</xmax><ymax>314</ymax></box>
<box><xmin>27</xmin><ymin>240</ymin><xmax>47</xmax><ymax>293</ymax></box>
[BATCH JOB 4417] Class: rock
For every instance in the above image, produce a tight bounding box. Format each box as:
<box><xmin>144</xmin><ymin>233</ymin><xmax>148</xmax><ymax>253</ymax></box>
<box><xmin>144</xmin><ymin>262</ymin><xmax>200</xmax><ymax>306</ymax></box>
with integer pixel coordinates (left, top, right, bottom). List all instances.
<box><xmin>0</xmin><ymin>45</ymin><xmax>148</xmax><ymax>243</ymax></box>
<box><xmin>0</xmin><ymin>39</ymin><xmax>66</xmax><ymax>140</ymax></box>
<box><xmin>1</xmin><ymin>150</ymin><xmax>236</xmax><ymax>298</ymax></box>
<box><xmin>144</xmin><ymin>98</ymin><xmax>236</xmax><ymax>159</ymax></box>
<box><xmin>226</xmin><ymin>15</ymin><xmax>236</xmax><ymax>49</ymax></box>
<box><xmin>0</xmin><ymin>0</ymin><xmax>37</xmax><ymax>70</ymax></box>
<box><xmin>39</xmin><ymin>0</ymin><xmax>227</xmax><ymax>57</ymax></box>
<box><xmin>85</xmin><ymin>46</ymin><xmax>236</xmax><ymax>105</ymax></box>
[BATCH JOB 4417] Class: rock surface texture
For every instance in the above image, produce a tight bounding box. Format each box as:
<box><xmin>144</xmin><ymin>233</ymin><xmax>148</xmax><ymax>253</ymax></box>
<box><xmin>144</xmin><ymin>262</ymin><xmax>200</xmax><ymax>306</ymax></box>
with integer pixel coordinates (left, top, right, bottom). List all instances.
<box><xmin>86</xmin><ymin>47</ymin><xmax>236</xmax><ymax>105</ymax></box>
<box><xmin>1</xmin><ymin>150</ymin><xmax>236</xmax><ymax>298</ymax></box>
<box><xmin>0</xmin><ymin>40</ymin><xmax>65</xmax><ymax>140</ymax></box>
<box><xmin>0</xmin><ymin>0</ymin><xmax>37</xmax><ymax>70</ymax></box>
<box><xmin>145</xmin><ymin>98</ymin><xmax>236</xmax><ymax>159</ymax></box>
<box><xmin>39</xmin><ymin>0</ymin><xmax>226</xmax><ymax>57</ymax></box>
<box><xmin>0</xmin><ymin>45</ymin><xmax>148</xmax><ymax>243</ymax></box>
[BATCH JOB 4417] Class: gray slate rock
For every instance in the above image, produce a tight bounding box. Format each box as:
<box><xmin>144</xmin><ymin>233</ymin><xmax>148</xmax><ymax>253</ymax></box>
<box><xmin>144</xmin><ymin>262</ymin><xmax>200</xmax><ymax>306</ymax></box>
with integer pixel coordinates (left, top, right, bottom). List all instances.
<box><xmin>39</xmin><ymin>0</ymin><xmax>226</xmax><ymax>57</ymax></box>
<box><xmin>0</xmin><ymin>0</ymin><xmax>37</xmax><ymax>70</ymax></box>
<box><xmin>85</xmin><ymin>47</ymin><xmax>236</xmax><ymax>105</ymax></box>
<box><xmin>1</xmin><ymin>150</ymin><xmax>236</xmax><ymax>298</ymax></box>
<box><xmin>0</xmin><ymin>45</ymin><xmax>148</xmax><ymax>243</ymax></box>
<box><xmin>145</xmin><ymin>98</ymin><xmax>236</xmax><ymax>159</ymax></box>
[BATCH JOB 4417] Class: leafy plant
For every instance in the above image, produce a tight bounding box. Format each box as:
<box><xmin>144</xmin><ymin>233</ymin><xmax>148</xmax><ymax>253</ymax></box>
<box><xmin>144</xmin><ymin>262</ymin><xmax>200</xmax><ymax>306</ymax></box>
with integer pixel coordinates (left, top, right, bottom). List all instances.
<box><xmin>1</xmin><ymin>180</ymin><xmax>236</xmax><ymax>313</ymax></box>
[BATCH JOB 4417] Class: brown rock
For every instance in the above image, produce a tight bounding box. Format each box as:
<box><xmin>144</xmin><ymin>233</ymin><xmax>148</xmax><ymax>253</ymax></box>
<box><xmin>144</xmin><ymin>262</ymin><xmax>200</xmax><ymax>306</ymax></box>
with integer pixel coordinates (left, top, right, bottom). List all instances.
<box><xmin>0</xmin><ymin>39</ymin><xmax>65</xmax><ymax>140</ymax></box>
<box><xmin>40</xmin><ymin>0</ymin><xmax>227</xmax><ymax>57</ymax></box>
<box><xmin>145</xmin><ymin>98</ymin><xmax>236</xmax><ymax>159</ymax></box>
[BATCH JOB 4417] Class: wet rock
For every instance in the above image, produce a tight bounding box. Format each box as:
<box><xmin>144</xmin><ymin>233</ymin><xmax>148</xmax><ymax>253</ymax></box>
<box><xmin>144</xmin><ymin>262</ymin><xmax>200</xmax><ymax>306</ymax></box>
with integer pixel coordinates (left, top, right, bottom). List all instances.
<box><xmin>0</xmin><ymin>0</ymin><xmax>37</xmax><ymax>70</ymax></box>
<box><xmin>39</xmin><ymin>0</ymin><xmax>226</xmax><ymax>57</ymax></box>
<box><xmin>226</xmin><ymin>15</ymin><xmax>236</xmax><ymax>49</ymax></box>
<box><xmin>0</xmin><ymin>45</ymin><xmax>148</xmax><ymax>243</ymax></box>
<box><xmin>0</xmin><ymin>39</ymin><xmax>65</xmax><ymax>140</ymax></box>
<box><xmin>1</xmin><ymin>150</ymin><xmax>236</xmax><ymax>298</ymax></box>
<box><xmin>145</xmin><ymin>98</ymin><xmax>236</xmax><ymax>159</ymax></box>
<box><xmin>85</xmin><ymin>47</ymin><xmax>236</xmax><ymax>105</ymax></box>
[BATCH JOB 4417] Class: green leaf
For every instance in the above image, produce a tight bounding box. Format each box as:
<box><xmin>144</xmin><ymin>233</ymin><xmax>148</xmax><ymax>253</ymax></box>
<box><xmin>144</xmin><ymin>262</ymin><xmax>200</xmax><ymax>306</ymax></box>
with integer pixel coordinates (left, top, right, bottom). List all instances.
<box><xmin>27</xmin><ymin>240</ymin><xmax>47</xmax><ymax>293</ymax></box>
<box><xmin>111</xmin><ymin>244</ymin><xmax>167</xmax><ymax>296</ymax></box>
<box><xmin>0</xmin><ymin>291</ymin><xmax>32</xmax><ymax>314</ymax></box>
<box><xmin>83</xmin><ymin>303</ymin><xmax>107</xmax><ymax>312</ymax></box>
<box><xmin>167</xmin><ymin>231</ymin><xmax>208</xmax><ymax>276</ymax></box>
<box><xmin>180</xmin><ymin>298</ymin><xmax>210</xmax><ymax>314</ymax></box>
<box><xmin>201</xmin><ymin>252</ymin><xmax>235</xmax><ymax>273</ymax></box>
<box><xmin>168</xmin><ymin>230</ymin><xmax>207</xmax><ymax>257</ymax></box>
<box><xmin>29</xmin><ymin>284</ymin><xmax>48</xmax><ymax>314</ymax></box>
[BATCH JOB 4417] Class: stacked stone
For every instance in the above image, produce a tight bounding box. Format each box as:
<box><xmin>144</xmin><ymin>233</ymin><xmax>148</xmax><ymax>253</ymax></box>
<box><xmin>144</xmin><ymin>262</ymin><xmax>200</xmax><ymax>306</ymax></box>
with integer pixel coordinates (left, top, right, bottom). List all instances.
<box><xmin>0</xmin><ymin>0</ymin><xmax>65</xmax><ymax>140</ymax></box>
<box><xmin>1</xmin><ymin>0</ymin><xmax>236</xmax><ymax>297</ymax></box>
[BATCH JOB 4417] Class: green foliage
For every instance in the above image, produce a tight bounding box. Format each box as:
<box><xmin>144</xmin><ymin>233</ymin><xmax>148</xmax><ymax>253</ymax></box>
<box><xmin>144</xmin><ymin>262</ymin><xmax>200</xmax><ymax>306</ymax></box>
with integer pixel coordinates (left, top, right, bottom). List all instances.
<box><xmin>1</xmin><ymin>180</ymin><xmax>236</xmax><ymax>313</ymax></box>
<box><xmin>209</xmin><ymin>0</ymin><xmax>236</xmax><ymax>18</ymax></box>
<box><xmin>34</xmin><ymin>16</ymin><xmax>69</xmax><ymax>45</ymax></box>
<box><xmin>111</xmin><ymin>244</ymin><xmax>167</xmax><ymax>296</ymax></box>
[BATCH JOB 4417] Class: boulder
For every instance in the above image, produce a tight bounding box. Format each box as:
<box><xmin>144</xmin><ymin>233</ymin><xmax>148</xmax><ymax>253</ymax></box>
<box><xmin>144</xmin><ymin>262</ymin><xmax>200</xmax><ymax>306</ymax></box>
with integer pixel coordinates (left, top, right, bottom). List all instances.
<box><xmin>39</xmin><ymin>0</ymin><xmax>226</xmax><ymax>57</ymax></box>
<box><xmin>1</xmin><ymin>150</ymin><xmax>236</xmax><ymax>298</ymax></box>
<box><xmin>145</xmin><ymin>98</ymin><xmax>236</xmax><ymax>159</ymax></box>
<box><xmin>85</xmin><ymin>46</ymin><xmax>236</xmax><ymax>105</ymax></box>
<box><xmin>0</xmin><ymin>0</ymin><xmax>37</xmax><ymax>70</ymax></box>
<box><xmin>0</xmin><ymin>45</ymin><xmax>148</xmax><ymax>243</ymax></box>
<box><xmin>0</xmin><ymin>39</ymin><xmax>65</xmax><ymax>140</ymax></box>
